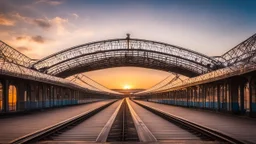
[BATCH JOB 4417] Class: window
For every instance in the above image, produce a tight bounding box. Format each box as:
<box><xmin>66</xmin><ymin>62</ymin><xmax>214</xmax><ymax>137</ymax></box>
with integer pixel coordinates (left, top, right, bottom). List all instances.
<box><xmin>9</xmin><ymin>85</ymin><xmax>17</xmax><ymax>111</ymax></box>
<box><xmin>0</xmin><ymin>83</ymin><xmax>3</xmax><ymax>111</ymax></box>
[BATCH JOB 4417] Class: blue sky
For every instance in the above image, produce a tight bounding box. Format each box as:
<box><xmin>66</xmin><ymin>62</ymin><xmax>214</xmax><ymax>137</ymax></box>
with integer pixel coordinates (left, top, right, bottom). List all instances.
<box><xmin>0</xmin><ymin>0</ymin><xmax>255</xmax><ymax>89</ymax></box>
<box><xmin>0</xmin><ymin>0</ymin><xmax>255</xmax><ymax>58</ymax></box>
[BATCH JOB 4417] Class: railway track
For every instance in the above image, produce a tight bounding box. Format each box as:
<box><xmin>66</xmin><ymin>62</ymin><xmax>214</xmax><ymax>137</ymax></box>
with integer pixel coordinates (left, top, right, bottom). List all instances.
<box><xmin>10</xmin><ymin>98</ymin><xmax>244</xmax><ymax>144</ymax></box>
<box><xmin>132</xmin><ymin>99</ymin><xmax>245</xmax><ymax>144</ymax></box>
<box><xmin>105</xmin><ymin>98</ymin><xmax>139</xmax><ymax>142</ymax></box>
<box><xmin>11</xmin><ymin>100</ymin><xmax>117</xmax><ymax>144</ymax></box>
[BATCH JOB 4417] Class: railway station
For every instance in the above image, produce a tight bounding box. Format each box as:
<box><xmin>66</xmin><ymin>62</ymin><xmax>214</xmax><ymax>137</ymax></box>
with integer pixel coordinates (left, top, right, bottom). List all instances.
<box><xmin>0</xmin><ymin>0</ymin><xmax>256</xmax><ymax>143</ymax></box>
<box><xmin>0</xmin><ymin>33</ymin><xmax>255</xmax><ymax>143</ymax></box>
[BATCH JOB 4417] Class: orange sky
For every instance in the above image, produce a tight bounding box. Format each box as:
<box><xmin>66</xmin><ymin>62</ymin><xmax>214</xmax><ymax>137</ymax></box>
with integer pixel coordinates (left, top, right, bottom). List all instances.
<box><xmin>83</xmin><ymin>67</ymin><xmax>170</xmax><ymax>89</ymax></box>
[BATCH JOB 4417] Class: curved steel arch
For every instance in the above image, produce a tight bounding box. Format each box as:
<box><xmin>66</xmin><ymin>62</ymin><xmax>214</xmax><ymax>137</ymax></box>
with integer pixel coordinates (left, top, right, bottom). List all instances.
<box><xmin>32</xmin><ymin>37</ymin><xmax>222</xmax><ymax>77</ymax></box>
<box><xmin>46</xmin><ymin>50</ymin><xmax>207</xmax><ymax>77</ymax></box>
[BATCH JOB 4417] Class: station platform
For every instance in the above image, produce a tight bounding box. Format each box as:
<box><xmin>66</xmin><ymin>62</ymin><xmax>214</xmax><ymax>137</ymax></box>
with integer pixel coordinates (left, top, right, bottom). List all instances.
<box><xmin>49</xmin><ymin>100</ymin><xmax>122</xmax><ymax>142</ymax></box>
<box><xmin>128</xmin><ymin>99</ymin><xmax>200</xmax><ymax>142</ymax></box>
<box><xmin>134</xmin><ymin>100</ymin><xmax>256</xmax><ymax>143</ymax></box>
<box><xmin>0</xmin><ymin>100</ymin><xmax>115</xmax><ymax>143</ymax></box>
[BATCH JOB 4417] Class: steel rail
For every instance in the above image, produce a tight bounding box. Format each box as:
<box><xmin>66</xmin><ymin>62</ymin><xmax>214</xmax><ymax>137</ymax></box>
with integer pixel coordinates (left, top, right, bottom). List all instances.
<box><xmin>105</xmin><ymin>98</ymin><xmax>139</xmax><ymax>142</ymax></box>
<box><xmin>126</xmin><ymin>98</ymin><xmax>157</xmax><ymax>142</ymax></box>
<box><xmin>96</xmin><ymin>99</ymin><xmax>124</xmax><ymax>142</ymax></box>
<box><xmin>11</xmin><ymin>100</ymin><xmax>117</xmax><ymax>144</ymax></box>
<box><xmin>132</xmin><ymin>100</ymin><xmax>245</xmax><ymax>144</ymax></box>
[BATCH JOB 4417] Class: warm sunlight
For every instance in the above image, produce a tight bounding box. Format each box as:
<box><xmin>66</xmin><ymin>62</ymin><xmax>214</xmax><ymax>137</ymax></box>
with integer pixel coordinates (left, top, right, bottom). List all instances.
<box><xmin>84</xmin><ymin>67</ymin><xmax>170</xmax><ymax>89</ymax></box>
<box><xmin>123</xmin><ymin>85</ymin><xmax>131</xmax><ymax>89</ymax></box>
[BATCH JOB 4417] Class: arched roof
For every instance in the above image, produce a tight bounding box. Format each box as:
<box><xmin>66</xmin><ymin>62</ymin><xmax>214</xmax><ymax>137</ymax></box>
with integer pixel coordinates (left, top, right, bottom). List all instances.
<box><xmin>32</xmin><ymin>37</ymin><xmax>222</xmax><ymax>77</ymax></box>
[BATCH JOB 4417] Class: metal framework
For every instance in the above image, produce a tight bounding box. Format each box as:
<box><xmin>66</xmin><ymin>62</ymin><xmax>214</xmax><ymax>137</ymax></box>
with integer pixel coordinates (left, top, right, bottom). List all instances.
<box><xmin>219</xmin><ymin>33</ymin><xmax>256</xmax><ymax>66</ymax></box>
<box><xmin>135</xmin><ymin>74</ymin><xmax>184</xmax><ymax>95</ymax></box>
<box><xmin>67</xmin><ymin>74</ymin><xmax>122</xmax><ymax>95</ymax></box>
<box><xmin>135</xmin><ymin>74</ymin><xmax>175</xmax><ymax>94</ymax></box>
<box><xmin>0</xmin><ymin>59</ymin><xmax>121</xmax><ymax>95</ymax></box>
<box><xmin>136</xmin><ymin>33</ymin><xmax>256</xmax><ymax>95</ymax></box>
<box><xmin>0</xmin><ymin>40</ymin><xmax>32</xmax><ymax>67</ymax></box>
<box><xmin>32</xmin><ymin>35</ymin><xmax>221</xmax><ymax>77</ymax></box>
<box><xmin>136</xmin><ymin>62</ymin><xmax>256</xmax><ymax>95</ymax></box>
<box><xmin>1</xmin><ymin>33</ymin><xmax>256</xmax><ymax>96</ymax></box>
<box><xmin>0</xmin><ymin>41</ymin><xmax>121</xmax><ymax>95</ymax></box>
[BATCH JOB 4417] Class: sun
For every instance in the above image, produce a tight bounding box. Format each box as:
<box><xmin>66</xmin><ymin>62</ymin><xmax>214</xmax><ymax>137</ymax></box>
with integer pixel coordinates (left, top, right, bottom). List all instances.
<box><xmin>123</xmin><ymin>85</ymin><xmax>131</xmax><ymax>89</ymax></box>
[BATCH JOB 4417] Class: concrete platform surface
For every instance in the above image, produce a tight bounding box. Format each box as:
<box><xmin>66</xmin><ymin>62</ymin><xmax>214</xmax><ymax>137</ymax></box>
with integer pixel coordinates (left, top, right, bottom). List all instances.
<box><xmin>48</xmin><ymin>100</ymin><xmax>122</xmax><ymax>142</ymax></box>
<box><xmin>129</xmin><ymin>99</ymin><xmax>200</xmax><ymax>141</ymax></box>
<box><xmin>135</xmin><ymin>100</ymin><xmax>256</xmax><ymax>143</ymax></box>
<box><xmin>0</xmin><ymin>100</ymin><xmax>115</xmax><ymax>143</ymax></box>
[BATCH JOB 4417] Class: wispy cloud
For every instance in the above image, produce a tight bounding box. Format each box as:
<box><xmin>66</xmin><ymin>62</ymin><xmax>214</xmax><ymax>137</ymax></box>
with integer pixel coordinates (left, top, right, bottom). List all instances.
<box><xmin>10</xmin><ymin>13</ymin><xmax>60</xmax><ymax>31</ymax></box>
<box><xmin>51</xmin><ymin>17</ymin><xmax>69</xmax><ymax>35</ymax></box>
<box><xmin>72</xmin><ymin>13</ymin><xmax>79</xmax><ymax>19</ymax></box>
<box><xmin>16</xmin><ymin>46</ymin><xmax>31</xmax><ymax>52</ymax></box>
<box><xmin>0</xmin><ymin>14</ymin><xmax>15</xmax><ymax>26</ymax></box>
<box><xmin>36</xmin><ymin>0</ymin><xmax>63</xmax><ymax>6</ymax></box>
<box><xmin>31</xmin><ymin>35</ymin><xmax>45</xmax><ymax>43</ymax></box>
<box><xmin>16</xmin><ymin>35</ymin><xmax>47</xmax><ymax>44</ymax></box>
<box><xmin>34</xmin><ymin>19</ymin><xmax>51</xmax><ymax>29</ymax></box>
<box><xmin>16</xmin><ymin>36</ymin><xmax>27</xmax><ymax>40</ymax></box>
<box><xmin>11</xmin><ymin>13</ymin><xmax>31</xmax><ymax>22</ymax></box>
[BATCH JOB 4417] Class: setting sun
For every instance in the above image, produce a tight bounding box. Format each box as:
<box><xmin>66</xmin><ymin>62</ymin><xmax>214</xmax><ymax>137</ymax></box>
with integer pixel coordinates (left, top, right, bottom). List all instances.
<box><xmin>123</xmin><ymin>85</ymin><xmax>131</xmax><ymax>89</ymax></box>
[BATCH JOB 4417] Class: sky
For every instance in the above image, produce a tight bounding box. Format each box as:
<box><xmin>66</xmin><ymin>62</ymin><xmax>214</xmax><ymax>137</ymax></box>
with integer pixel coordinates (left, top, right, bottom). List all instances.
<box><xmin>0</xmin><ymin>0</ymin><xmax>255</xmax><ymax>89</ymax></box>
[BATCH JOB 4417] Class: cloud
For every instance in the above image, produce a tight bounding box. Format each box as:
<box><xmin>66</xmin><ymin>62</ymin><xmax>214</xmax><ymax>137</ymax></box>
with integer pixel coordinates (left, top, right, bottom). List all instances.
<box><xmin>34</xmin><ymin>19</ymin><xmax>51</xmax><ymax>29</ymax></box>
<box><xmin>16</xmin><ymin>35</ymin><xmax>46</xmax><ymax>44</ymax></box>
<box><xmin>16</xmin><ymin>36</ymin><xmax>27</xmax><ymax>40</ymax></box>
<box><xmin>16</xmin><ymin>46</ymin><xmax>31</xmax><ymax>52</ymax></box>
<box><xmin>11</xmin><ymin>13</ymin><xmax>31</xmax><ymax>22</ymax></box>
<box><xmin>51</xmin><ymin>17</ymin><xmax>69</xmax><ymax>35</ymax></box>
<box><xmin>36</xmin><ymin>0</ymin><xmax>63</xmax><ymax>6</ymax></box>
<box><xmin>31</xmin><ymin>35</ymin><xmax>45</xmax><ymax>43</ymax></box>
<box><xmin>72</xmin><ymin>13</ymin><xmax>79</xmax><ymax>19</ymax></box>
<box><xmin>51</xmin><ymin>16</ymin><xmax>68</xmax><ymax>25</ymax></box>
<box><xmin>0</xmin><ymin>14</ymin><xmax>15</xmax><ymax>26</ymax></box>
<box><xmin>10</xmin><ymin>13</ymin><xmax>54</xmax><ymax>30</ymax></box>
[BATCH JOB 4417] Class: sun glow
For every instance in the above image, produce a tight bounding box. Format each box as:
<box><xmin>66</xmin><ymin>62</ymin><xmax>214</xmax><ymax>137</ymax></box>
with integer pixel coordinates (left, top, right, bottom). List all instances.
<box><xmin>123</xmin><ymin>85</ymin><xmax>131</xmax><ymax>89</ymax></box>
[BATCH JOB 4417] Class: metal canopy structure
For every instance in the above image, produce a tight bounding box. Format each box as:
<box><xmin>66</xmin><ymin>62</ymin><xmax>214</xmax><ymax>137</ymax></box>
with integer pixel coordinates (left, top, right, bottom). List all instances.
<box><xmin>0</xmin><ymin>40</ymin><xmax>32</xmax><ymax>67</ymax></box>
<box><xmin>0</xmin><ymin>41</ymin><xmax>123</xmax><ymax>95</ymax></box>
<box><xmin>67</xmin><ymin>73</ymin><xmax>122</xmax><ymax>95</ymax></box>
<box><xmin>220</xmin><ymin>33</ymin><xmax>256</xmax><ymax>66</ymax></box>
<box><xmin>32</xmin><ymin>35</ymin><xmax>222</xmax><ymax>78</ymax></box>
<box><xmin>136</xmin><ymin>33</ymin><xmax>256</xmax><ymax>95</ymax></box>
<box><xmin>0</xmin><ymin>33</ymin><xmax>256</xmax><ymax>95</ymax></box>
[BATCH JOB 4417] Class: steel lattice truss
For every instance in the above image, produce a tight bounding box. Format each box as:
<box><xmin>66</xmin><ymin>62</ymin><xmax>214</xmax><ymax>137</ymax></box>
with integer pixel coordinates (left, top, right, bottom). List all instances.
<box><xmin>136</xmin><ymin>74</ymin><xmax>179</xmax><ymax>95</ymax></box>
<box><xmin>220</xmin><ymin>33</ymin><xmax>256</xmax><ymax>66</ymax></box>
<box><xmin>0</xmin><ymin>40</ymin><xmax>32</xmax><ymax>67</ymax></box>
<box><xmin>136</xmin><ymin>62</ymin><xmax>256</xmax><ymax>95</ymax></box>
<box><xmin>0</xmin><ymin>41</ymin><xmax>121</xmax><ymax>95</ymax></box>
<box><xmin>136</xmin><ymin>33</ymin><xmax>256</xmax><ymax>95</ymax></box>
<box><xmin>1</xmin><ymin>33</ymin><xmax>256</xmax><ymax>96</ymax></box>
<box><xmin>32</xmin><ymin>37</ymin><xmax>222</xmax><ymax>78</ymax></box>
<box><xmin>0</xmin><ymin>59</ymin><xmax>117</xmax><ymax>95</ymax></box>
<box><xmin>67</xmin><ymin>74</ymin><xmax>122</xmax><ymax>95</ymax></box>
